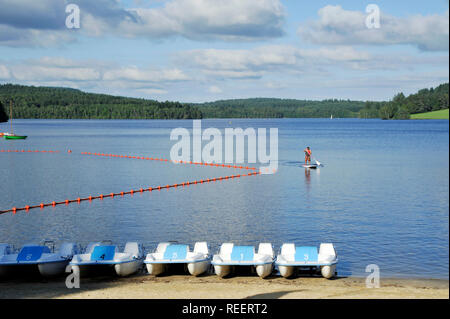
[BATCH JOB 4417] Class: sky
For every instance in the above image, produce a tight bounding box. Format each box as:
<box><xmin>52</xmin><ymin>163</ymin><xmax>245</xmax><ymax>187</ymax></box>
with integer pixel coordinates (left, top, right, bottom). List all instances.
<box><xmin>0</xmin><ymin>0</ymin><xmax>448</xmax><ymax>102</ymax></box>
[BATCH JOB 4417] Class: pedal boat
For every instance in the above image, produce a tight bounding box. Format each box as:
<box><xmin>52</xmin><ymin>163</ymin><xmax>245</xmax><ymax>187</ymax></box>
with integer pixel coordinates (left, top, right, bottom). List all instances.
<box><xmin>0</xmin><ymin>241</ymin><xmax>78</xmax><ymax>277</ymax></box>
<box><xmin>211</xmin><ymin>243</ymin><xmax>274</xmax><ymax>278</ymax></box>
<box><xmin>275</xmin><ymin>243</ymin><xmax>338</xmax><ymax>279</ymax></box>
<box><xmin>144</xmin><ymin>242</ymin><xmax>211</xmax><ymax>276</ymax></box>
<box><xmin>69</xmin><ymin>241</ymin><xmax>144</xmax><ymax>277</ymax></box>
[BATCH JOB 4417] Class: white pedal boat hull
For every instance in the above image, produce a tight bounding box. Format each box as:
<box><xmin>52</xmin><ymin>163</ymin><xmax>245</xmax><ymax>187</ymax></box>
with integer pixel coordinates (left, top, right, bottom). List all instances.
<box><xmin>213</xmin><ymin>262</ymin><xmax>273</xmax><ymax>279</ymax></box>
<box><xmin>0</xmin><ymin>243</ymin><xmax>78</xmax><ymax>278</ymax></box>
<box><xmin>277</xmin><ymin>264</ymin><xmax>337</xmax><ymax>279</ymax></box>
<box><xmin>144</xmin><ymin>242</ymin><xmax>211</xmax><ymax>276</ymax></box>
<box><xmin>0</xmin><ymin>260</ymin><xmax>70</xmax><ymax>277</ymax></box>
<box><xmin>70</xmin><ymin>259</ymin><xmax>143</xmax><ymax>277</ymax></box>
<box><xmin>145</xmin><ymin>259</ymin><xmax>210</xmax><ymax>276</ymax></box>
<box><xmin>275</xmin><ymin>243</ymin><xmax>338</xmax><ymax>279</ymax></box>
<box><xmin>212</xmin><ymin>243</ymin><xmax>275</xmax><ymax>279</ymax></box>
<box><xmin>70</xmin><ymin>242</ymin><xmax>144</xmax><ymax>277</ymax></box>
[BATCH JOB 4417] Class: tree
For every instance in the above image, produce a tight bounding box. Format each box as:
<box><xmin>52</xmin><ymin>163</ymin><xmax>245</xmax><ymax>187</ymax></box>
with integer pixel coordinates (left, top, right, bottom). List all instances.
<box><xmin>392</xmin><ymin>92</ymin><xmax>406</xmax><ymax>106</ymax></box>
<box><xmin>0</xmin><ymin>101</ymin><xmax>8</xmax><ymax>122</ymax></box>
<box><xmin>393</xmin><ymin>106</ymin><xmax>410</xmax><ymax>120</ymax></box>
<box><xmin>379</xmin><ymin>103</ymin><xmax>397</xmax><ymax>120</ymax></box>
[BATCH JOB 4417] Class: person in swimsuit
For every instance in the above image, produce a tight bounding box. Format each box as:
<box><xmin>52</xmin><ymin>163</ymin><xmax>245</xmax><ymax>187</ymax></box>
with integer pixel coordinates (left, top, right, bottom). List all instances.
<box><xmin>304</xmin><ymin>147</ymin><xmax>312</xmax><ymax>165</ymax></box>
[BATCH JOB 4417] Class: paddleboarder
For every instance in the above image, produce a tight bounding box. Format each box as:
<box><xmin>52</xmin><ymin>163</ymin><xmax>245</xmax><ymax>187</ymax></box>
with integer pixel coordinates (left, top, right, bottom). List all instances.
<box><xmin>304</xmin><ymin>147</ymin><xmax>312</xmax><ymax>165</ymax></box>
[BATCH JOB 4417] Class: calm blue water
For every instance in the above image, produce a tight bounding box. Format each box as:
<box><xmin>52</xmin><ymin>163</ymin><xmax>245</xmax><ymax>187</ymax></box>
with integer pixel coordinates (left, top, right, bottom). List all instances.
<box><xmin>0</xmin><ymin>119</ymin><xmax>448</xmax><ymax>279</ymax></box>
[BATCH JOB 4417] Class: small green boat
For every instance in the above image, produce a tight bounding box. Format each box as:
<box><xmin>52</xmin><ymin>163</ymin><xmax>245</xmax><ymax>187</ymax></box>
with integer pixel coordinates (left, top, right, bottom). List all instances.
<box><xmin>3</xmin><ymin>100</ymin><xmax>27</xmax><ymax>140</ymax></box>
<box><xmin>4</xmin><ymin>134</ymin><xmax>27</xmax><ymax>140</ymax></box>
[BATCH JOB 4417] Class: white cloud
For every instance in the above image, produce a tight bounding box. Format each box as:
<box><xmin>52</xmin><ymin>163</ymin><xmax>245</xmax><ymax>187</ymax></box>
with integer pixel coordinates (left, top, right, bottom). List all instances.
<box><xmin>136</xmin><ymin>88</ymin><xmax>168</xmax><ymax>95</ymax></box>
<box><xmin>10</xmin><ymin>57</ymin><xmax>101</xmax><ymax>81</ymax></box>
<box><xmin>208</xmin><ymin>85</ymin><xmax>222</xmax><ymax>94</ymax></box>
<box><xmin>103</xmin><ymin>66</ymin><xmax>189</xmax><ymax>82</ymax></box>
<box><xmin>264</xmin><ymin>81</ymin><xmax>287</xmax><ymax>89</ymax></box>
<box><xmin>0</xmin><ymin>57</ymin><xmax>191</xmax><ymax>100</ymax></box>
<box><xmin>0</xmin><ymin>24</ymin><xmax>73</xmax><ymax>47</ymax></box>
<box><xmin>0</xmin><ymin>0</ymin><xmax>285</xmax><ymax>47</ymax></box>
<box><xmin>0</xmin><ymin>65</ymin><xmax>10</xmax><ymax>79</ymax></box>
<box><xmin>298</xmin><ymin>5</ymin><xmax>449</xmax><ymax>51</ymax></box>
<box><xmin>0</xmin><ymin>0</ymin><xmax>117</xmax><ymax>47</ymax></box>
<box><xmin>113</xmin><ymin>0</ymin><xmax>286</xmax><ymax>41</ymax></box>
<box><xmin>180</xmin><ymin>45</ymin><xmax>372</xmax><ymax>80</ymax></box>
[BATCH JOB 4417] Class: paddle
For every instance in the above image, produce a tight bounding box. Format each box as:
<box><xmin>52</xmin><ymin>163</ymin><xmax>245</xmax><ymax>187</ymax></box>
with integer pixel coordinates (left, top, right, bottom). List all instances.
<box><xmin>312</xmin><ymin>156</ymin><xmax>322</xmax><ymax>166</ymax></box>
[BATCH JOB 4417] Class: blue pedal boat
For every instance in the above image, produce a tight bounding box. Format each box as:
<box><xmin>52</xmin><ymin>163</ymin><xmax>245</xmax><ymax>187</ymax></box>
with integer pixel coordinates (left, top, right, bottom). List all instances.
<box><xmin>0</xmin><ymin>241</ymin><xmax>79</xmax><ymax>277</ymax></box>
<box><xmin>69</xmin><ymin>241</ymin><xmax>144</xmax><ymax>277</ymax></box>
<box><xmin>275</xmin><ymin>243</ymin><xmax>338</xmax><ymax>279</ymax></box>
<box><xmin>145</xmin><ymin>242</ymin><xmax>211</xmax><ymax>276</ymax></box>
<box><xmin>212</xmin><ymin>243</ymin><xmax>274</xmax><ymax>278</ymax></box>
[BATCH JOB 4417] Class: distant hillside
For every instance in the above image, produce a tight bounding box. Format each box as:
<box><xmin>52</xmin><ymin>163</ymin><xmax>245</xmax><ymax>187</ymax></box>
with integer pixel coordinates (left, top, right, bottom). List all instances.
<box><xmin>359</xmin><ymin>83</ymin><xmax>449</xmax><ymax>120</ymax></box>
<box><xmin>0</xmin><ymin>84</ymin><xmax>202</xmax><ymax>120</ymax></box>
<box><xmin>194</xmin><ymin>98</ymin><xmax>365</xmax><ymax>118</ymax></box>
<box><xmin>0</xmin><ymin>101</ymin><xmax>8</xmax><ymax>122</ymax></box>
<box><xmin>1</xmin><ymin>83</ymin><xmax>448</xmax><ymax>120</ymax></box>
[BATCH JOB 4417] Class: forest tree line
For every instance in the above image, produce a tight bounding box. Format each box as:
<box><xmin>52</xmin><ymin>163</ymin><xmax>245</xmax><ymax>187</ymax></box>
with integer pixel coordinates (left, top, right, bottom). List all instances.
<box><xmin>358</xmin><ymin>83</ymin><xmax>449</xmax><ymax>120</ymax></box>
<box><xmin>0</xmin><ymin>83</ymin><xmax>448</xmax><ymax>122</ymax></box>
<box><xmin>194</xmin><ymin>98</ymin><xmax>364</xmax><ymax>118</ymax></box>
<box><xmin>0</xmin><ymin>84</ymin><xmax>202</xmax><ymax>121</ymax></box>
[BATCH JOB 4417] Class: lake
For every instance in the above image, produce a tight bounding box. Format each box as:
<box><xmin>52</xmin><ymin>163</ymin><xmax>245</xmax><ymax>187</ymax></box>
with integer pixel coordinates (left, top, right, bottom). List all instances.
<box><xmin>0</xmin><ymin>118</ymin><xmax>448</xmax><ymax>279</ymax></box>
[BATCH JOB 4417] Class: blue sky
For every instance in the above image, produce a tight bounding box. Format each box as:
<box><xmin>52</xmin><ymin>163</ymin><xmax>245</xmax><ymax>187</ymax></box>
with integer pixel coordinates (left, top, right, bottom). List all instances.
<box><xmin>0</xmin><ymin>0</ymin><xmax>448</xmax><ymax>102</ymax></box>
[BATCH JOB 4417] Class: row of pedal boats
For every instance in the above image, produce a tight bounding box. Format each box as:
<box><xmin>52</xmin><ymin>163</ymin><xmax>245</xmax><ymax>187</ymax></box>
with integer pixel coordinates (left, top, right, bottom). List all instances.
<box><xmin>0</xmin><ymin>241</ymin><xmax>338</xmax><ymax>279</ymax></box>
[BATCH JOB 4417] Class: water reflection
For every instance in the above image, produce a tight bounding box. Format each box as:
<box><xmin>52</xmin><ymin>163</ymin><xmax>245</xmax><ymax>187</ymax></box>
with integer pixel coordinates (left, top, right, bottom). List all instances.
<box><xmin>304</xmin><ymin>168</ymin><xmax>311</xmax><ymax>192</ymax></box>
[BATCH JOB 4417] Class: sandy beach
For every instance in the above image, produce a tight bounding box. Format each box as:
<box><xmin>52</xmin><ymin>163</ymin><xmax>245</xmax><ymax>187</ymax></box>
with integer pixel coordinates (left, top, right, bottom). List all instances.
<box><xmin>1</xmin><ymin>273</ymin><xmax>448</xmax><ymax>299</ymax></box>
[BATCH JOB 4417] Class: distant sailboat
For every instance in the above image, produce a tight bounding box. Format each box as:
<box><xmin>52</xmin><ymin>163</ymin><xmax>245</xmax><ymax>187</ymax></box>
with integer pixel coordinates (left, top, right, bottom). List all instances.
<box><xmin>330</xmin><ymin>114</ymin><xmax>333</xmax><ymax>119</ymax></box>
<box><xmin>3</xmin><ymin>100</ymin><xmax>27</xmax><ymax>140</ymax></box>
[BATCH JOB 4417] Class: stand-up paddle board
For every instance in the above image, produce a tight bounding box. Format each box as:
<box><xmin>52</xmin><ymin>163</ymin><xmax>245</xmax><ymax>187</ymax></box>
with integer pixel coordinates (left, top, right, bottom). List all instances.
<box><xmin>302</xmin><ymin>164</ymin><xmax>318</xmax><ymax>169</ymax></box>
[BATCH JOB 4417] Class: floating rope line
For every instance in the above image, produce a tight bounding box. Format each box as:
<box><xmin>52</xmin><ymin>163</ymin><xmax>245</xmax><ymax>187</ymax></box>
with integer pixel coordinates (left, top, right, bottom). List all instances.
<box><xmin>1</xmin><ymin>149</ymin><xmax>60</xmax><ymax>153</ymax></box>
<box><xmin>80</xmin><ymin>152</ymin><xmax>257</xmax><ymax>171</ymax></box>
<box><xmin>0</xmin><ymin>172</ymin><xmax>260</xmax><ymax>215</ymax></box>
<box><xmin>0</xmin><ymin>149</ymin><xmax>261</xmax><ymax>215</ymax></box>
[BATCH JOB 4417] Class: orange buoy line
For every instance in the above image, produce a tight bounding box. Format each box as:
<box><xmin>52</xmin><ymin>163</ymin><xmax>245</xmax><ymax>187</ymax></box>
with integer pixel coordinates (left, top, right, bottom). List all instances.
<box><xmin>1</xmin><ymin>149</ymin><xmax>263</xmax><ymax>215</ymax></box>
<box><xmin>0</xmin><ymin>149</ymin><xmax>60</xmax><ymax>153</ymax></box>
<box><xmin>80</xmin><ymin>152</ymin><xmax>258</xmax><ymax>171</ymax></box>
<box><xmin>0</xmin><ymin>171</ymin><xmax>261</xmax><ymax>215</ymax></box>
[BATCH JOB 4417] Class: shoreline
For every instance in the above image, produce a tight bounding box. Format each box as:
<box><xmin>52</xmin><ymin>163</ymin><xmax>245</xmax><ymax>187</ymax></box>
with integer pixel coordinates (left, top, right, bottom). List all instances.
<box><xmin>1</xmin><ymin>274</ymin><xmax>448</xmax><ymax>299</ymax></box>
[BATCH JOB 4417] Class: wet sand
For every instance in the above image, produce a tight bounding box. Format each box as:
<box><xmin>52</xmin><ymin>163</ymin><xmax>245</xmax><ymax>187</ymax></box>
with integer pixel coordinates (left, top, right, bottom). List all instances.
<box><xmin>0</xmin><ymin>274</ymin><xmax>448</xmax><ymax>299</ymax></box>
